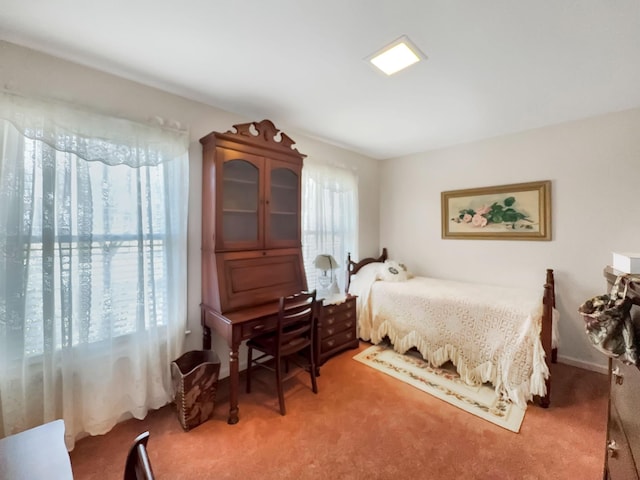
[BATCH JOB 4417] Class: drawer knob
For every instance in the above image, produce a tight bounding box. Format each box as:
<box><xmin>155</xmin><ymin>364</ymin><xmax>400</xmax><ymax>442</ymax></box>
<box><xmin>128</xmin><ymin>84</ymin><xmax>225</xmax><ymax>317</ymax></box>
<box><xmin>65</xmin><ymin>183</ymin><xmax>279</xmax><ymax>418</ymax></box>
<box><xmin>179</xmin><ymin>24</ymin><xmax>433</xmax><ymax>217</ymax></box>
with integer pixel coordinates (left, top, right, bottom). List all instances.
<box><xmin>607</xmin><ymin>439</ymin><xmax>619</xmax><ymax>458</ymax></box>
<box><xmin>327</xmin><ymin>340</ymin><xmax>335</xmax><ymax>347</ymax></box>
<box><xmin>327</xmin><ymin>328</ymin><xmax>335</xmax><ymax>336</ymax></box>
<box><xmin>612</xmin><ymin>367</ymin><xmax>624</xmax><ymax>385</ymax></box>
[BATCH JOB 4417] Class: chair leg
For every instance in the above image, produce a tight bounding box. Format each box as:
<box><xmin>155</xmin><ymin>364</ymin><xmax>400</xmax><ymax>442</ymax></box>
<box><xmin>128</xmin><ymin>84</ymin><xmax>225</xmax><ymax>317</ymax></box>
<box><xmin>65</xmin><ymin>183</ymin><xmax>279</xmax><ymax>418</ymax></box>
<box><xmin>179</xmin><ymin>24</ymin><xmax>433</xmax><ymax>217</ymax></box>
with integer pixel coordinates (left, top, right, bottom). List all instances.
<box><xmin>309</xmin><ymin>347</ymin><xmax>318</xmax><ymax>394</ymax></box>
<box><xmin>276</xmin><ymin>357</ymin><xmax>286</xmax><ymax>416</ymax></box>
<box><xmin>246</xmin><ymin>346</ymin><xmax>253</xmax><ymax>394</ymax></box>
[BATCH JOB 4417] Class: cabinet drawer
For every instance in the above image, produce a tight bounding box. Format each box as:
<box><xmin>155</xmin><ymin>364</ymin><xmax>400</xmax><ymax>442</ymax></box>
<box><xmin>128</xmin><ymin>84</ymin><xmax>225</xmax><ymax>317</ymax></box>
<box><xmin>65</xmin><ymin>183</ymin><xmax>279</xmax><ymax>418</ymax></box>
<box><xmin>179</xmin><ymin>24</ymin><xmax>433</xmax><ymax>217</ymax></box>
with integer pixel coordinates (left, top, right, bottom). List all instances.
<box><xmin>320</xmin><ymin>315</ymin><xmax>356</xmax><ymax>338</ymax></box>
<box><xmin>321</xmin><ymin>328</ymin><xmax>357</xmax><ymax>353</ymax></box>
<box><xmin>323</xmin><ymin>307</ymin><xmax>355</xmax><ymax>325</ymax></box>
<box><xmin>610</xmin><ymin>359</ymin><xmax>640</xmax><ymax>471</ymax></box>
<box><xmin>322</xmin><ymin>298</ymin><xmax>356</xmax><ymax>317</ymax></box>
<box><xmin>241</xmin><ymin>317</ymin><xmax>277</xmax><ymax>339</ymax></box>
<box><xmin>321</xmin><ymin>298</ymin><xmax>356</xmax><ymax>332</ymax></box>
<box><xmin>608</xmin><ymin>402</ymin><xmax>639</xmax><ymax>480</ymax></box>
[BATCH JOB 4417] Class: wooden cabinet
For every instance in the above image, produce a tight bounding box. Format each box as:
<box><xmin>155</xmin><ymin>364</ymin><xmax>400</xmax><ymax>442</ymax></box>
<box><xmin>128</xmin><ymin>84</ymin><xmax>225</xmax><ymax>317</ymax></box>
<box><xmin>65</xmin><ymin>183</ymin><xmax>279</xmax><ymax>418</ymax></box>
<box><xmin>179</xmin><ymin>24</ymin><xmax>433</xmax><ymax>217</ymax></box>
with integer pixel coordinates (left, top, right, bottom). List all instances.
<box><xmin>606</xmin><ymin>358</ymin><xmax>640</xmax><ymax>479</ymax></box>
<box><xmin>316</xmin><ymin>295</ymin><xmax>359</xmax><ymax>367</ymax></box>
<box><xmin>203</xmin><ymin>130</ymin><xmax>302</xmax><ymax>252</ymax></box>
<box><xmin>200</xmin><ymin>120</ymin><xmax>307</xmax><ymax>314</ymax></box>
<box><xmin>603</xmin><ymin>267</ymin><xmax>640</xmax><ymax>479</ymax></box>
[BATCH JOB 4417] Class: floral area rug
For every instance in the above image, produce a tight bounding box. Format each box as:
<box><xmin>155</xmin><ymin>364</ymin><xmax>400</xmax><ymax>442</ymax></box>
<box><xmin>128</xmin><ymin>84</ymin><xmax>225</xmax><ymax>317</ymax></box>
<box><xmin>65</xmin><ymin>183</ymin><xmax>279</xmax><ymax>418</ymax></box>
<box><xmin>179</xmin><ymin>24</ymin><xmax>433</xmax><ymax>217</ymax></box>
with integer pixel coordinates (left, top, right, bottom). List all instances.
<box><xmin>353</xmin><ymin>342</ymin><xmax>526</xmax><ymax>433</ymax></box>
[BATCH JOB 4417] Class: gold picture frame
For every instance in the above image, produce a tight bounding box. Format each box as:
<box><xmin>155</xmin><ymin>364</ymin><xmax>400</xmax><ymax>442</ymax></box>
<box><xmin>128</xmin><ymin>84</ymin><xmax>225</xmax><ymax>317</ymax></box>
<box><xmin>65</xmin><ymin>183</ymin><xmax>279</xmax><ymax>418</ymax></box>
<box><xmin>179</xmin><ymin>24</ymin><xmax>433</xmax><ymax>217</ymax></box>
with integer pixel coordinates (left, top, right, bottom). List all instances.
<box><xmin>441</xmin><ymin>180</ymin><xmax>551</xmax><ymax>240</ymax></box>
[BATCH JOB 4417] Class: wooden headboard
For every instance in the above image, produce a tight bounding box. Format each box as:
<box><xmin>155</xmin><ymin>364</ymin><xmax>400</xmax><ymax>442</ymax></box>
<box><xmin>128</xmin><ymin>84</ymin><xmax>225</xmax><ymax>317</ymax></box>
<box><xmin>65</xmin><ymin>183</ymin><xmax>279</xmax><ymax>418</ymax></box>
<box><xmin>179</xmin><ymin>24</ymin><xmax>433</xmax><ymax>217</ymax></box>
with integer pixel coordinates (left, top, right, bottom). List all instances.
<box><xmin>345</xmin><ymin>247</ymin><xmax>388</xmax><ymax>293</ymax></box>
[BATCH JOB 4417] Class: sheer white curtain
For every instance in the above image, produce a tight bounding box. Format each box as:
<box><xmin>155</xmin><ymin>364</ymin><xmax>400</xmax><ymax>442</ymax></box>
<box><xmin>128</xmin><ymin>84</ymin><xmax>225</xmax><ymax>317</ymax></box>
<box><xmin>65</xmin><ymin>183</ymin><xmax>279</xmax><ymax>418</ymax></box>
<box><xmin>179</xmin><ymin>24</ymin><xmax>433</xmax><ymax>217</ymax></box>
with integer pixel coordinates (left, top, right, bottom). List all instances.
<box><xmin>0</xmin><ymin>92</ymin><xmax>189</xmax><ymax>449</ymax></box>
<box><xmin>302</xmin><ymin>160</ymin><xmax>358</xmax><ymax>294</ymax></box>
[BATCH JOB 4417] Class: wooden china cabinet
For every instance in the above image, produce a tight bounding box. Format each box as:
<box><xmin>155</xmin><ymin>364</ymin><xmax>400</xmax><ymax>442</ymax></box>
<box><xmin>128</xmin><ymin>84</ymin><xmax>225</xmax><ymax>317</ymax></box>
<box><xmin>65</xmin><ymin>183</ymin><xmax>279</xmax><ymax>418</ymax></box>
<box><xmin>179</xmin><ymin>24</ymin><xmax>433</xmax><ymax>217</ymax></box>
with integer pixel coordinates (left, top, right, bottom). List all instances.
<box><xmin>200</xmin><ymin>119</ymin><xmax>311</xmax><ymax>423</ymax></box>
<box><xmin>199</xmin><ymin>119</ymin><xmax>308</xmax><ymax>318</ymax></box>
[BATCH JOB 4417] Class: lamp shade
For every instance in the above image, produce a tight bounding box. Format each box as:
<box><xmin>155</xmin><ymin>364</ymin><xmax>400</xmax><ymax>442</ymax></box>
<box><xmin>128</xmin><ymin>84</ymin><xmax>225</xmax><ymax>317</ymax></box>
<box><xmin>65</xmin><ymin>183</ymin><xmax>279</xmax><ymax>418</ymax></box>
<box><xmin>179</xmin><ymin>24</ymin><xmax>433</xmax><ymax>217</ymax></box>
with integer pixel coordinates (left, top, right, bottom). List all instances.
<box><xmin>313</xmin><ymin>254</ymin><xmax>339</xmax><ymax>271</ymax></box>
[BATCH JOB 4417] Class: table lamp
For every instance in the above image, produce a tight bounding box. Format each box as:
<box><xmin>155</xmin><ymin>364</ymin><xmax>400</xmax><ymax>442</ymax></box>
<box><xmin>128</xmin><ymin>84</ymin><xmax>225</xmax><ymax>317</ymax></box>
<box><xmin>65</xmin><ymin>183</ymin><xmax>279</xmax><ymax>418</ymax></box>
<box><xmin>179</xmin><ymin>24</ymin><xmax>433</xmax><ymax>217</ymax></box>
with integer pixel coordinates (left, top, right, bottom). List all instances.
<box><xmin>314</xmin><ymin>254</ymin><xmax>340</xmax><ymax>296</ymax></box>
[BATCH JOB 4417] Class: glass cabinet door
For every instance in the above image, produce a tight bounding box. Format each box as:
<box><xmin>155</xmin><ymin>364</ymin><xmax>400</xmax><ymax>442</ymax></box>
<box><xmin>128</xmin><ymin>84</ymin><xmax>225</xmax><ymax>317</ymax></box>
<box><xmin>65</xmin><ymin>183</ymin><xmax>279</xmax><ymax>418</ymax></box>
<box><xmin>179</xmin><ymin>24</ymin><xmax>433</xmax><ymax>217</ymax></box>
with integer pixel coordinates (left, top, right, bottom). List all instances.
<box><xmin>267</xmin><ymin>163</ymin><xmax>300</xmax><ymax>247</ymax></box>
<box><xmin>220</xmin><ymin>158</ymin><xmax>261</xmax><ymax>248</ymax></box>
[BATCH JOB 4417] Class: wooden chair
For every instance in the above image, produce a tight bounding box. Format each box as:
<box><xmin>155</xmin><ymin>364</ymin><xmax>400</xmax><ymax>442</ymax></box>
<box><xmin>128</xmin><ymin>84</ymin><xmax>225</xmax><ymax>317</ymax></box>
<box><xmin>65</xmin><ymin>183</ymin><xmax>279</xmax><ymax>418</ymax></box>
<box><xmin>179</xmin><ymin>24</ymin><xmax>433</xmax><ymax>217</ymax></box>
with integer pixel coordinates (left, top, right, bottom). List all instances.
<box><xmin>246</xmin><ymin>290</ymin><xmax>318</xmax><ymax>415</ymax></box>
<box><xmin>123</xmin><ymin>431</ymin><xmax>155</xmax><ymax>480</ymax></box>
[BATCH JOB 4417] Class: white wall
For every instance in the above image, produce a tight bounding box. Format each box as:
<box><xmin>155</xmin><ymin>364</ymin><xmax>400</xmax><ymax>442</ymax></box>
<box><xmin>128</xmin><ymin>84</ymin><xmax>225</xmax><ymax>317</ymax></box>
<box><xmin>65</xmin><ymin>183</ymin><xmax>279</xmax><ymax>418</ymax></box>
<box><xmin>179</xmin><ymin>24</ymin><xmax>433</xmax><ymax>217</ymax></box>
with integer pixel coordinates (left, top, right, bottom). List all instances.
<box><xmin>0</xmin><ymin>41</ymin><xmax>380</xmax><ymax>377</ymax></box>
<box><xmin>380</xmin><ymin>108</ymin><xmax>640</xmax><ymax>372</ymax></box>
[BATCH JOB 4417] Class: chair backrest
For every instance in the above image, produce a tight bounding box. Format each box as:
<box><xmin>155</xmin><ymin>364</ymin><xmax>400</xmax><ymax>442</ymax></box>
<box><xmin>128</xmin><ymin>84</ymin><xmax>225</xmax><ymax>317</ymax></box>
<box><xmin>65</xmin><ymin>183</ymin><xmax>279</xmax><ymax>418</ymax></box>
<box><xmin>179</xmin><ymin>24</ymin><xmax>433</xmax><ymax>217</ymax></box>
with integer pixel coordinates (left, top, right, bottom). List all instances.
<box><xmin>277</xmin><ymin>290</ymin><xmax>317</xmax><ymax>357</ymax></box>
<box><xmin>123</xmin><ymin>431</ymin><xmax>155</xmax><ymax>480</ymax></box>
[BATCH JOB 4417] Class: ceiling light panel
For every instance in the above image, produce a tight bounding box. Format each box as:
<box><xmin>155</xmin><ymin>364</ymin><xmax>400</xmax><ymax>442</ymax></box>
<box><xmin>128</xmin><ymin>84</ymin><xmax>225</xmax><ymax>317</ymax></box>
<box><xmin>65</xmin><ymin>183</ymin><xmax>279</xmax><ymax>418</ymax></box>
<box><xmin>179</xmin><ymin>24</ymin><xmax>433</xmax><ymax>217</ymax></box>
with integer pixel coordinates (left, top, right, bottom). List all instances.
<box><xmin>367</xmin><ymin>35</ymin><xmax>426</xmax><ymax>75</ymax></box>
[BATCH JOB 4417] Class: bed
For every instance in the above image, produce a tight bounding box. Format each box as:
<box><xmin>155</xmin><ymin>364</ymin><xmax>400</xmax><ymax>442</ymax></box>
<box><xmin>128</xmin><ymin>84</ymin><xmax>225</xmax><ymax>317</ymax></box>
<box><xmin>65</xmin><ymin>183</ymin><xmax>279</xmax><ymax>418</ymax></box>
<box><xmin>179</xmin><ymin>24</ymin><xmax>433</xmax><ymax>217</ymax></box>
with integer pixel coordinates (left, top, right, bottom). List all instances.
<box><xmin>346</xmin><ymin>248</ymin><xmax>557</xmax><ymax>408</ymax></box>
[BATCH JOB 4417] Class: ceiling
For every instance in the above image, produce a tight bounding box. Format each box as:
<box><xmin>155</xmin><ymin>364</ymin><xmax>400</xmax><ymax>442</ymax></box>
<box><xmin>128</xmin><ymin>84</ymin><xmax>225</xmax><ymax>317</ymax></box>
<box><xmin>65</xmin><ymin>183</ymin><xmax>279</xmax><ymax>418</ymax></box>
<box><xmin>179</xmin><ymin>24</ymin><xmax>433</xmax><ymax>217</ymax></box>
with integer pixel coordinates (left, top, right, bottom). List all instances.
<box><xmin>1</xmin><ymin>1</ymin><xmax>640</xmax><ymax>159</ymax></box>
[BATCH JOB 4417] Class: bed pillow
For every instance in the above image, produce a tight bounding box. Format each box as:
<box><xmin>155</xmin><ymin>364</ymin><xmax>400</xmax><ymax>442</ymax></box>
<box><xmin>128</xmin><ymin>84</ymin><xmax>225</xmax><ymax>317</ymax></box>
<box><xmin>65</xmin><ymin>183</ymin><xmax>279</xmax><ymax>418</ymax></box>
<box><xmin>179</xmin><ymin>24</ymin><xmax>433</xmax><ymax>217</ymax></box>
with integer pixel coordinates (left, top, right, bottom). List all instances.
<box><xmin>347</xmin><ymin>262</ymin><xmax>382</xmax><ymax>296</ymax></box>
<box><xmin>379</xmin><ymin>260</ymin><xmax>411</xmax><ymax>282</ymax></box>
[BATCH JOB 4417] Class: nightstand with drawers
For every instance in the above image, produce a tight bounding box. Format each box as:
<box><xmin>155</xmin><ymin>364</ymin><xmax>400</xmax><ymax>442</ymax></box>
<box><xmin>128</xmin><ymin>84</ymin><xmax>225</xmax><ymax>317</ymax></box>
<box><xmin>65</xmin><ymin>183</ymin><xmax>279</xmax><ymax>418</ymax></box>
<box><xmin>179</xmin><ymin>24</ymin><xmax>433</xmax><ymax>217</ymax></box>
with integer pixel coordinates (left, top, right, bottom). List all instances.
<box><xmin>315</xmin><ymin>294</ymin><xmax>358</xmax><ymax>368</ymax></box>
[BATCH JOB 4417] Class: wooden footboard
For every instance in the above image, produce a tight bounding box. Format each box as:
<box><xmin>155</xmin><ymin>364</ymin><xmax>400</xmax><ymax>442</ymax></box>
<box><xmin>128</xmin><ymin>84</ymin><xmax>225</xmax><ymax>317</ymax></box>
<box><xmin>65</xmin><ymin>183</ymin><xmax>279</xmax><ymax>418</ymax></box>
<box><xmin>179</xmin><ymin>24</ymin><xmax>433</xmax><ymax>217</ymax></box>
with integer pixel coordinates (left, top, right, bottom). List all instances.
<box><xmin>347</xmin><ymin>248</ymin><xmax>557</xmax><ymax>408</ymax></box>
<box><xmin>538</xmin><ymin>268</ymin><xmax>556</xmax><ymax>408</ymax></box>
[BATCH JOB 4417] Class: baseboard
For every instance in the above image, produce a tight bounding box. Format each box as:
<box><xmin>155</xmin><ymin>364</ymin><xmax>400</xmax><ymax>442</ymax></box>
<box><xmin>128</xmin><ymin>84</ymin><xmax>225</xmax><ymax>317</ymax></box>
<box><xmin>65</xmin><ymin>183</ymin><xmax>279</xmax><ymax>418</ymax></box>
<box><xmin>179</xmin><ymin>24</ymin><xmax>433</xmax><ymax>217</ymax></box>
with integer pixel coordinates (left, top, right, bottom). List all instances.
<box><xmin>218</xmin><ymin>361</ymin><xmax>246</xmax><ymax>381</ymax></box>
<box><xmin>557</xmin><ymin>354</ymin><xmax>608</xmax><ymax>375</ymax></box>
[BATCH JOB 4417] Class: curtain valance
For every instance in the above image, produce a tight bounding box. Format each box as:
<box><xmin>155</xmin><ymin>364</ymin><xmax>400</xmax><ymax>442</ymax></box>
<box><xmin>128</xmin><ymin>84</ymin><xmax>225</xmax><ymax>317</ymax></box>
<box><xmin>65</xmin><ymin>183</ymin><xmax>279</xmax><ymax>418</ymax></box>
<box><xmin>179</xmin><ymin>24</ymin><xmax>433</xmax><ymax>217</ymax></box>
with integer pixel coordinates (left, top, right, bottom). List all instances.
<box><xmin>0</xmin><ymin>91</ymin><xmax>189</xmax><ymax>167</ymax></box>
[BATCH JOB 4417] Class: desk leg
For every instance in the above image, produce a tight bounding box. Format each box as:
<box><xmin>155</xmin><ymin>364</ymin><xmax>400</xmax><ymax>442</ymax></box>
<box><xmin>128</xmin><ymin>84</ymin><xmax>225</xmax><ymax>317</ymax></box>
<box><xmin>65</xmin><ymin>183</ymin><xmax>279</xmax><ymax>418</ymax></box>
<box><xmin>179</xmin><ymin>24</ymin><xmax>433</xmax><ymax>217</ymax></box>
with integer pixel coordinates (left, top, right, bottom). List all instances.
<box><xmin>202</xmin><ymin>325</ymin><xmax>212</xmax><ymax>350</ymax></box>
<box><xmin>227</xmin><ymin>346</ymin><xmax>240</xmax><ymax>424</ymax></box>
<box><xmin>201</xmin><ymin>307</ymin><xmax>212</xmax><ymax>350</ymax></box>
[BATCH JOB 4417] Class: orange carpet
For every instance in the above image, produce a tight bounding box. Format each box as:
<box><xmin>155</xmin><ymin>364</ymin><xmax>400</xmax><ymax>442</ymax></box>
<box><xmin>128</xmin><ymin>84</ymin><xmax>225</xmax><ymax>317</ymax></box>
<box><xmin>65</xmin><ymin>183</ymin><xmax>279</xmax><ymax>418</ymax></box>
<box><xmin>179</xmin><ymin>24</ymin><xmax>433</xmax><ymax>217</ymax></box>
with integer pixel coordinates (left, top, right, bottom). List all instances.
<box><xmin>70</xmin><ymin>341</ymin><xmax>608</xmax><ymax>480</ymax></box>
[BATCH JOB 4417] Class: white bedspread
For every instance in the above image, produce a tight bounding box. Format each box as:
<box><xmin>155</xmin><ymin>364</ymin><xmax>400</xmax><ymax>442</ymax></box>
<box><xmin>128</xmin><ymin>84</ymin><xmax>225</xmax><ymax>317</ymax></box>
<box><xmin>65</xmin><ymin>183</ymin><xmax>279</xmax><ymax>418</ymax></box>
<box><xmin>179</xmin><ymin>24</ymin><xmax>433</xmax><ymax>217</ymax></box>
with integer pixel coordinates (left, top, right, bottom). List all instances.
<box><xmin>350</xmin><ymin>274</ymin><xmax>550</xmax><ymax>408</ymax></box>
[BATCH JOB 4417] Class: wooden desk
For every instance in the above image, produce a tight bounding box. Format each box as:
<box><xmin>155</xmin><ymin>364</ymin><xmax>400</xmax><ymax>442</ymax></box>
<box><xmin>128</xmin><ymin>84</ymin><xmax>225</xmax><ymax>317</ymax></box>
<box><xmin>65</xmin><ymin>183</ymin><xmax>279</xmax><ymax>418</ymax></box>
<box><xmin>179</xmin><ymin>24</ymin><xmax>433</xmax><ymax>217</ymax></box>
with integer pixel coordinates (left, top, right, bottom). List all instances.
<box><xmin>0</xmin><ymin>419</ymin><xmax>73</xmax><ymax>479</ymax></box>
<box><xmin>202</xmin><ymin>302</ymin><xmax>281</xmax><ymax>424</ymax></box>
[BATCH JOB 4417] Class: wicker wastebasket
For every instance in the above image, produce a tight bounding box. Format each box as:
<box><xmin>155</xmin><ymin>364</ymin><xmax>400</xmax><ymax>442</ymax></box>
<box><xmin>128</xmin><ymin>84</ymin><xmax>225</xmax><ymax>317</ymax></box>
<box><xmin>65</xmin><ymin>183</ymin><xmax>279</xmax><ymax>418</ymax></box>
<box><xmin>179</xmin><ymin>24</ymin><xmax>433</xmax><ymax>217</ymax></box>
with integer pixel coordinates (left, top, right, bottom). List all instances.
<box><xmin>171</xmin><ymin>349</ymin><xmax>221</xmax><ymax>431</ymax></box>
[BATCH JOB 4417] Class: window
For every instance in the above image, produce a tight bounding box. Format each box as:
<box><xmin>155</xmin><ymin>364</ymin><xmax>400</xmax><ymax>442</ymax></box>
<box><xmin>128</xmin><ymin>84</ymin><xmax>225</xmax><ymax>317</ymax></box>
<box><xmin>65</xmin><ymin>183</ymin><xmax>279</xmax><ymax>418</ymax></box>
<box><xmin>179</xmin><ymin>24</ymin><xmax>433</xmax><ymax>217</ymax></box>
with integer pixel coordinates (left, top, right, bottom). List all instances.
<box><xmin>302</xmin><ymin>160</ymin><xmax>358</xmax><ymax>294</ymax></box>
<box><xmin>11</xmin><ymin>143</ymin><xmax>172</xmax><ymax>356</ymax></box>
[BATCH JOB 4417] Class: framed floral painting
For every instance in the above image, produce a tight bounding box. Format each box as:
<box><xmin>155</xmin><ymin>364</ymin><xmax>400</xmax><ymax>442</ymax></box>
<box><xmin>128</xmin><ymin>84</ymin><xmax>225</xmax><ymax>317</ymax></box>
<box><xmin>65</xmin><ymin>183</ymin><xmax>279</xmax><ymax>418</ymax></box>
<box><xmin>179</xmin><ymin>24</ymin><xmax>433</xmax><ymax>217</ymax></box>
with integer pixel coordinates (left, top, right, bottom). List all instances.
<box><xmin>441</xmin><ymin>180</ymin><xmax>551</xmax><ymax>240</ymax></box>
